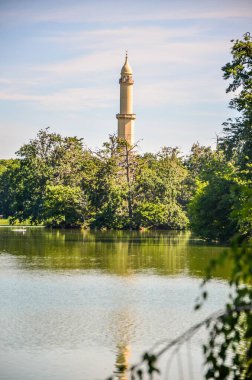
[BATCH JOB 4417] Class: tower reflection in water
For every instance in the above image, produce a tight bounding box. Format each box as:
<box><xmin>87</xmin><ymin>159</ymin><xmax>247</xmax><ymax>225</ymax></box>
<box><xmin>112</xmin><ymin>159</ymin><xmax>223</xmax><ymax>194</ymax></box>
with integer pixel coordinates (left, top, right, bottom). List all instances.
<box><xmin>114</xmin><ymin>344</ymin><xmax>130</xmax><ymax>380</ymax></box>
<box><xmin>110</xmin><ymin>306</ymin><xmax>134</xmax><ymax>379</ymax></box>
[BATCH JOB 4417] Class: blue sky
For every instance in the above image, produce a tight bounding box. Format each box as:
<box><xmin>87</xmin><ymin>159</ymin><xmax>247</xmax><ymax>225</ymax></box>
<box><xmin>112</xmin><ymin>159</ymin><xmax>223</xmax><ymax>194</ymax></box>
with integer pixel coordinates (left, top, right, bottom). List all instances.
<box><xmin>0</xmin><ymin>0</ymin><xmax>251</xmax><ymax>158</ymax></box>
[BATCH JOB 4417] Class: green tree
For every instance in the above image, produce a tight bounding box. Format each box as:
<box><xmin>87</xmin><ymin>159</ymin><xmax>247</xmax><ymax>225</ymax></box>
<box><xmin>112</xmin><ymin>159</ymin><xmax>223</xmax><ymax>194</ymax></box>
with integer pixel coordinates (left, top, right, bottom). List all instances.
<box><xmin>185</xmin><ymin>143</ymin><xmax>214</xmax><ymax>180</ymax></box>
<box><xmin>187</xmin><ymin>149</ymin><xmax>242</xmax><ymax>242</ymax></box>
<box><xmin>0</xmin><ymin>132</ymin><xmax>190</xmax><ymax>230</ymax></box>
<box><xmin>134</xmin><ymin>202</ymin><xmax>167</xmax><ymax>228</ymax></box>
<box><xmin>0</xmin><ymin>159</ymin><xmax>23</xmax><ymax>222</ymax></box>
<box><xmin>0</xmin><ymin>128</ymin><xmax>92</xmax><ymax>226</ymax></box>
<box><xmin>43</xmin><ymin>185</ymin><xmax>86</xmax><ymax>228</ymax></box>
<box><xmin>188</xmin><ymin>33</ymin><xmax>252</xmax><ymax>241</ymax></box>
<box><xmin>189</xmin><ymin>176</ymin><xmax>239</xmax><ymax>241</ymax></box>
<box><xmin>185</xmin><ymin>144</ymin><xmax>229</xmax><ymax>207</ymax></box>
<box><xmin>134</xmin><ymin>147</ymin><xmax>189</xmax><ymax>229</ymax></box>
<box><xmin>219</xmin><ymin>32</ymin><xmax>252</xmax><ymax>173</ymax></box>
<box><xmin>87</xmin><ymin>135</ymin><xmax>128</xmax><ymax>229</ymax></box>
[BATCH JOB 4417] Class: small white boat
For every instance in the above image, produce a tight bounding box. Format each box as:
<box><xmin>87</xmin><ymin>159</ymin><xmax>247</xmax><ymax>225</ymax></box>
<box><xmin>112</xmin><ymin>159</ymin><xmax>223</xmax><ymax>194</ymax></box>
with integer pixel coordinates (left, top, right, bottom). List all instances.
<box><xmin>11</xmin><ymin>228</ymin><xmax>27</xmax><ymax>232</ymax></box>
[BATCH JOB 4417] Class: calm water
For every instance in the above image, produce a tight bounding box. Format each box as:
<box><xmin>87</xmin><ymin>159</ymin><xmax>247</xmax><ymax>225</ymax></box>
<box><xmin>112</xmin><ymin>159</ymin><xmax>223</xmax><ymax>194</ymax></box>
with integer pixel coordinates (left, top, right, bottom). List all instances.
<box><xmin>0</xmin><ymin>228</ymin><xmax>231</xmax><ymax>380</ymax></box>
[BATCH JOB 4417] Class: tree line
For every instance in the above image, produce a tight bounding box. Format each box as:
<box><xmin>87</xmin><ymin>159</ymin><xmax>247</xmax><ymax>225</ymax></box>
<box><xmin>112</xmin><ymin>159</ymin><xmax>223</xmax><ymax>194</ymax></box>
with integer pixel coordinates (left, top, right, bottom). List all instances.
<box><xmin>0</xmin><ymin>33</ymin><xmax>251</xmax><ymax>242</ymax></box>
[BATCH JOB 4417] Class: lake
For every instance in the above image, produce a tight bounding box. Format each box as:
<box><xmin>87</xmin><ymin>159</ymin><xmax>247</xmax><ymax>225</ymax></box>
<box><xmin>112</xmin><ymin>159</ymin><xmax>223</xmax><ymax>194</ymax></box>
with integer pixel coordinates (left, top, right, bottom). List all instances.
<box><xmin>0</xmin><ymin>228</ymin><xmax>230</xmax><ymax>380</ymax></box>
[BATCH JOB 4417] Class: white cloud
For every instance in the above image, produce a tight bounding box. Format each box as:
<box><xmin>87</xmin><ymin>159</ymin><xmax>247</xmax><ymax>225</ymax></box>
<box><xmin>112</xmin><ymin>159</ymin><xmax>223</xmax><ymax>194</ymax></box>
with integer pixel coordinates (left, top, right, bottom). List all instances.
<box><xmin>39</xmin><ymin>87</ymin><xmax>117</xmax><ymax>111</ymax></box>
<box><xmin>0</xmin><ymin>86</ymin><xmax>117</xmax><ymax>111</ymax></box>
<box><xmin>1</xmin><ymin>1</ymin><xmax>252</xmax><ymax>24</ymax></box>
<box><xmin>0</xmin><ymin>69</ymin><xmax>228</xmax><ymax>114</ymax></box>
<box><xmin>44</xmin><ymin>25</ymin><xmax>201</xmax><ymax>46</ymax></box>
<box><xmin>32</xmin><ymin>26</ymin><xmax>228</xmax><ymax>81</ymax></box>
<box><xmin>0</xmin><ymin>21</ymin><xmax>230</xmax><ymax>113</ymax></box>
<box><xmin>135</xmin><ymin>77</ymin><xmax>227</xmax><ymax>107</ymax></box>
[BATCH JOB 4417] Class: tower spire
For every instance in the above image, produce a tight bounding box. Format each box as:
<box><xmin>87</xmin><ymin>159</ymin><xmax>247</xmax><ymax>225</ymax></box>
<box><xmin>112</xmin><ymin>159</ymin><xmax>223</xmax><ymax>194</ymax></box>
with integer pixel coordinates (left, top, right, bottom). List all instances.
<box><xmin>116</xmin><ymin>53</ymin><xmax>136</xmax><ymax>145</ymax></box>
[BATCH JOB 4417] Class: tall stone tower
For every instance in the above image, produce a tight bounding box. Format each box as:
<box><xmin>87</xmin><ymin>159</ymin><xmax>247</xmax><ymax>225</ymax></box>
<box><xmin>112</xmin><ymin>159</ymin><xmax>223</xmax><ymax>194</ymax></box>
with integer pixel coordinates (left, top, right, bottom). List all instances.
<box><xmin>116</xmin><ymin>52</ymin><xmax>136</xmax><ymax>145</ymax></box>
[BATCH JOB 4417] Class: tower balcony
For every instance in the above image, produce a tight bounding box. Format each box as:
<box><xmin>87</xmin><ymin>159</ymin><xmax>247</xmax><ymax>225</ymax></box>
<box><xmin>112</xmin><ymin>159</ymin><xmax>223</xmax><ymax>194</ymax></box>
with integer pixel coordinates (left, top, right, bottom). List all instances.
<box><xmin>116</xmin><ymin>113</ymin><xmax>136</xmax><ymax>120</ymax></box>
<box><xmin>119</xmin><ymin>77</ymin><xmax>134</xmax><ymax>85</ymax></box>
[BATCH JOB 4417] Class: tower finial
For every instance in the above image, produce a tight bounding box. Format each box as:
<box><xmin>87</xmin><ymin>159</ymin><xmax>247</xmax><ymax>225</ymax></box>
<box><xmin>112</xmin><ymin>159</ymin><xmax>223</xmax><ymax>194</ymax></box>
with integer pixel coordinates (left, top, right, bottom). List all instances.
<box><xmin>121</xmin><ymin>51</ymin><xmax>132</xmax><ymax>75</ymax></box>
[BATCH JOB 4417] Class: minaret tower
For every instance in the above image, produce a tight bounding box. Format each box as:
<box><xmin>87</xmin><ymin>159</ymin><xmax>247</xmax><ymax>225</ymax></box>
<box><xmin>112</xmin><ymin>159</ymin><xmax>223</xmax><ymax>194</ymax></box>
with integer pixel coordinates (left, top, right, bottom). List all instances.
<box><xmin>116</xmin><ymin>52</ymin><xmax>136</xmax><ymax>145</ymax></box>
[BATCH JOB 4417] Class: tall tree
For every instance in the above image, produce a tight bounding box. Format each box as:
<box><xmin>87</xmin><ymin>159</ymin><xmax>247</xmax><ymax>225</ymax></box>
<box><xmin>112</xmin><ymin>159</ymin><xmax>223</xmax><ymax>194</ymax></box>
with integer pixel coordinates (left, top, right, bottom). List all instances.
<box><xmin>134</xmin><ymin>147</ymin><xmax>189</xmax><ymax>229</ymax></box>
<box><xmin>220</xmin><ymin>32</ymin><xmax>252</xmax><ymax>173</ymax></box>
<box><xmin>0</xmin><ymin>128</ymin><xmax>92</xmax><ymax>226</ymax></box>
<box><xmin>188</xmin><ymin>33</ymin><xmax>252</xmax><ymax>241</ymax></box>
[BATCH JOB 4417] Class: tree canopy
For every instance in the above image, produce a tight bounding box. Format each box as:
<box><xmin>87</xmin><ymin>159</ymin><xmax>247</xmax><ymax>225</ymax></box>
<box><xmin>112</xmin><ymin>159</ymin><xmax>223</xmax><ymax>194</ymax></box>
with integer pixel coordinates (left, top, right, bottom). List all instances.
<box><xmin>188</xmin><ymin>33</ymin><xmax>252</xmax><ymax>242</ymax></box>
<box><xmin>0</xmin><ymin>131</ymin><xmax>189</xmax><ymax>230</ymax></box>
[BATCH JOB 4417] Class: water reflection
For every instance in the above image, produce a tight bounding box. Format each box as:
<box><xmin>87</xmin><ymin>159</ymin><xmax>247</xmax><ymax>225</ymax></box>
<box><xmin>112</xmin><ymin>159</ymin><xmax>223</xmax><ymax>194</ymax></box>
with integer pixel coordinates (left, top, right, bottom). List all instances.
<box><xmin>110</xmin><ymin>308</ymin><xmax>135</xmax><ymax>379</ymax></box>
<box><xmin>0</xmin><ymin>228</ymin><xmax>231</xmax><ymax>279</ymax></box>
<box><xmin>114</xmin><ymin>344</ymin><xmax>130</xmax><ymax>380</ymax></box>
<box><xmin>0</xmin><ymin>228</ymin><xmax>231</xmax><ymax>380</ymax></box>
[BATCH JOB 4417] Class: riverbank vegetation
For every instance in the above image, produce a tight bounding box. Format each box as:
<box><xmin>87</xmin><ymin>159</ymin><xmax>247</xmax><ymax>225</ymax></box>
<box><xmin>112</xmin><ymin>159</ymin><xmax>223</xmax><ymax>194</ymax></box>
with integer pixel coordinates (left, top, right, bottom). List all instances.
<box><xmin>0</xmin><ymin>33</ymin><xmax>251</xmax><ymax>242</ymax></box>
<box><xmin>0</xmin><ymin>134</ymin><xmax>189</xmax><ymax>231</ymax></box>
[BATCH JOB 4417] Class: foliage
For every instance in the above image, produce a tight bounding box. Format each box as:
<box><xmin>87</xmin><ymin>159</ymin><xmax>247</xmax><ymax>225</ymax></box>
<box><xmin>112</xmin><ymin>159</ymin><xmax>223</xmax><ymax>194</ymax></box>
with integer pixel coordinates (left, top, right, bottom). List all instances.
<box><xmin>222</xmin><ymin>32</ymin><xmax>252</xmax><ymax>114</ymax></box>
<box><xmin>0</xmin><ymin>131</ymin><xmax>189</xmax><ymax>229</ymax></box>
<box><xmin>0</xmin><ymin>159</ymin><xmax>16</xmax><ymax>175</ymax></box>
<box><xmin>219</xmin><ymin>32</ymin><xmax>252</xmax><ymax>173</ymax></box>
<box><xmin>133</xmin><ymin>202</ymin><xmax>167</xmax><ymax>228</ymax></box>
<box><xmin>195</xmin><ymin>240</ymin><xmax>252</xmax><ymax>379</ymax></box>
<box><xmin>187</xmin><ymin>147</ymin><xmax>243</xmax><ymax>242</ymax></box>
<box><xmin>189</xmin><ymin>176</ymin><xmax>240</xmax><ymax>241</ymax></box>
<box><xmin>187</xmin><ymin>33</ymin><xmax>252</xmax><ymax>242</ymax></box>
<box><xmin>43</xmin><ymin>185</ymin><xmax>86</xmax><ymax>228</ymax></box>
<box><xmin>229</xmin><ymin>171</ymin><xmax>252</xmax><ymax>239</ymax></box>
<box><xmin>220</xmin><ymin>117</ymin><xmax>252</xmax><ymax>174</ymax></box>
<box><xmin>185</xmin><ymin>143</ymin><xmax>217</xmax><ymax>181</ymax></box>
<box><xmin>0</xmin><ymin>159</ymin><xmax>24</xmax><ymax>223</ymax></box>
<box><xmin>236</xmin><ymin>183</ymin><xmax>252</xmax><ymax>237</ymax></box>
<box><xmin>0</xmin><ymin>129</ymin><xmax>90</xmax><ymax>226</ymax></box>
<box><xmin>134</xmin><ymin>147</ymin><xmax>189</xmax><ymax>229</ymax></box>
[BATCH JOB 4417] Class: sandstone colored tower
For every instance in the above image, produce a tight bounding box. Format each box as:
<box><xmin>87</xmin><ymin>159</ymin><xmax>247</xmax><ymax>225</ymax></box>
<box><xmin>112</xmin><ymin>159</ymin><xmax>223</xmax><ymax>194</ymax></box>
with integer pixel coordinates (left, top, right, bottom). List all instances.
<box><xmin>116</xmin><ymin>52</ymin><xmax>136</xmax><ymax>145</ymax></box>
